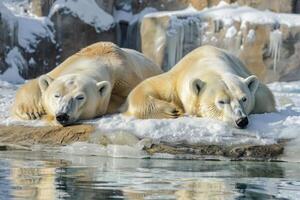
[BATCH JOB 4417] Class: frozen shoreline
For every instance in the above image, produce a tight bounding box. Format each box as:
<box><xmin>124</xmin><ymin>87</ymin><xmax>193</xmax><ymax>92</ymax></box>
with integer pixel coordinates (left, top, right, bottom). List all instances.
<box><xmin>0</xmin><ymin>80</ymin><xmax>300</xmax><ymax>161</ymax></box>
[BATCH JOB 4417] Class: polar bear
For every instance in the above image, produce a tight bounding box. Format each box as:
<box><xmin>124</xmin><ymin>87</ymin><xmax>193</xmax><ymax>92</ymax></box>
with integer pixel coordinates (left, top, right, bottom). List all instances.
<box><xmin>124</xmin><ymin>45</ymin><xmax>276</xmax><ymax>128</ymax></box>
<box><xmin>12</xmin><ymin>42</ymin><xmax>162</xmax><ymax>125</ymax></box>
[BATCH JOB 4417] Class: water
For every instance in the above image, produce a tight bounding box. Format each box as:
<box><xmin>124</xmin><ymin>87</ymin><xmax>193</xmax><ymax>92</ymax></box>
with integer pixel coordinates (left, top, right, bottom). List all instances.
<box><xmin>0</xmin><ymin>151</ymin><xmax>299</xmax><ymax>200</ymax></box>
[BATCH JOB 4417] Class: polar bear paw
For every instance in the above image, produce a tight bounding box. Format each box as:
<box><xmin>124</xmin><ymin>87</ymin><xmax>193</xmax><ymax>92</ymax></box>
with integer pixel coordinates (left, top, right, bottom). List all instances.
<box><xmin>13</xmin><ymin>102</ymin><xmax>45</xmax><ymax>120</ymax></box>
<box><xmin>154</xmin><ymin>100</ymin><xmax>184</xmax><ymax>119</ymax></box>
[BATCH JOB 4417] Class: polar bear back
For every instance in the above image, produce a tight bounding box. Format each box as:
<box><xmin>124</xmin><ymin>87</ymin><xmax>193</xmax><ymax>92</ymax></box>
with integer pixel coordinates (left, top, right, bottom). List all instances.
<box><xmin>171</xmin><ymin>45</ymin><xmax>252</xmax><ymax>80</ymax></box>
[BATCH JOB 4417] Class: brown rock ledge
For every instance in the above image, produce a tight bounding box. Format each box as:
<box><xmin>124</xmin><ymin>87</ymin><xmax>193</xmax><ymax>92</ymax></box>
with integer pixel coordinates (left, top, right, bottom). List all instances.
<box><xmin>0</xmin><ymin>124</ymin><xmax>94</xmax><ymax>147</ymax></box>
<box><xmin>0</xmin><ymin>125</ymin><xmax>285</xmax><ymax>160</ymax></box>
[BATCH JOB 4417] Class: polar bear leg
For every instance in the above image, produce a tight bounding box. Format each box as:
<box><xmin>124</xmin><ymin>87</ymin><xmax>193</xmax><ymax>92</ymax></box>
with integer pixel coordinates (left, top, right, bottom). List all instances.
<box><xmin>151</xmin><ymin>97</ymin><xmax>184</xmax><ymax>119</ymax></box>
<box><xmin>126</xmin><ymin>96</ymin><xmax>183</xmax><ymax>119</ymax></box>
<box><xmin>12</xmin><ymin>79</ymin><xmax>45</xmax><ymax>120</ymax></box>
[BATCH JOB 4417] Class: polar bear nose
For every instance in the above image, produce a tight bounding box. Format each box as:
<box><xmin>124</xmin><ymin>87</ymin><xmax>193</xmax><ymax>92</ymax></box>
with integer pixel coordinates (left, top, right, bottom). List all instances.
<box><xmin>235</xmin><ymin>117</ymin><xmax>248</xmax><ymax>129</ymax></box>
<box><xmin>56</xmin><ymin>113</ymin><xmax>70</xmax><ymax>125</ymax></box>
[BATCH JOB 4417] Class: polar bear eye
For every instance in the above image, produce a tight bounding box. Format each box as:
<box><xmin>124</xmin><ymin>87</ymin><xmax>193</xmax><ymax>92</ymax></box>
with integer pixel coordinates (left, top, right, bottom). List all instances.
<box><xmin>54</xmin><ymin>93</ymin><xmax>60</xmax><ymax>98</ymax></box>
<box><xmin>241</xmin><ymin>97</ymin><xmax>247</xmax><ymax>102</ymax></box>
<box><xmin>218</xmin><ymin>100</ymin><xmax>225</xmax><ymax>104</ymax></box>
<box><xmin>76</xmin><ymin>95</ymin><xmax>85</xmax><ymax>101</ymax></box>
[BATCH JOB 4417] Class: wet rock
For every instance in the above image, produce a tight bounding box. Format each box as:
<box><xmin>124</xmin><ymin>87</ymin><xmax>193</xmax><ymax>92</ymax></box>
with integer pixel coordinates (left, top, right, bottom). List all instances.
<box><xmin>145</xmin><ymin>143</ymin><xmax>284</xmax><ymax>160</ymax></box>
<box><xmin>0</xmin><ymin>124</ymin><xmax>284</xmax><ymax>160</ymax></box>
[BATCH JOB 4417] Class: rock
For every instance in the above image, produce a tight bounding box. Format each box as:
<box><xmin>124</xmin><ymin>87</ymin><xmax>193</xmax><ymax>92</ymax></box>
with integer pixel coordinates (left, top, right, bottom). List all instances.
<box><xmin>0</xmin><ymin>124</ymin><xmax>284</xmax><ymax>160</ymax></box>
<box><xmin>140</xmin><ymin>4</ymin><xmax>300</xmax><ymax>82</ymax></box>
<box><xmin>31</xmin><ymin>0</ymin><xmax>115</xmax><ymax>16</ymax></box>
<box><xmin>0</xmin><ymin>2</ymin><xmax>58</xmax><ymax>81</ymax></box>
<box><xmin>48</xmin><ymin>0</ymin><xmax>116</xmax><ymax>62</ymax></box>
<box><xmin>0</xmin><ymin>124</ymin><xmax>94</xmax><ymax>146</ymax></box>
<box><xmin>145</xmin><ymin>143</ymin><xmax>284</xmax><ymax>160</ymax></box>
<box><xmin>132</xmin><ymin>0</ymin><xmax>298</xmax><ymax>13</ymax></box>
<box><xmin>50</xmin><ymin>13</ymin><xmax>116</xmax><ymax>62</ymax></box>
<box><xmin>237</xmin><ymin>0</ymin><xmax>296</xmax><ymax>13</ymax></box>
<box><xmin>0</xmin><ymin>0</ymin><xmax>117</xmax><ymax>82</ymax></box>
<box><xmin>31</xmin><ymin>0</ymin><xmax>54</xmax><ymax>16</ymax></box>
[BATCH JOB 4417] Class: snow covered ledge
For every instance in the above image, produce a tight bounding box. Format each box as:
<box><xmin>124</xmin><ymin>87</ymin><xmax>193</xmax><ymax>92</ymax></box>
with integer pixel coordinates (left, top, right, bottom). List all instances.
<box><xmin>0</xmin><ymin>80</ymin><xmax>300</xmax><ymax>162</ymax></box>
<box><xmin>141</xmin><ymin>2</ymin><xmax>300</xmax><ymax>82</ymax></box>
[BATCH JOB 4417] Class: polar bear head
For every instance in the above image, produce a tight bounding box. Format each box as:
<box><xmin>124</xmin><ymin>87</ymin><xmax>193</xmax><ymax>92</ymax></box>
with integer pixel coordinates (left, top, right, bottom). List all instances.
<box><xmin>191</xmin><ymin>74</ymin><xmax>259</xmax><ymax>128</ymax></box>
<box><xmin>39</xmin><ymin>74</ymin><xmax>111</xmax><ymax>126</ymax></box>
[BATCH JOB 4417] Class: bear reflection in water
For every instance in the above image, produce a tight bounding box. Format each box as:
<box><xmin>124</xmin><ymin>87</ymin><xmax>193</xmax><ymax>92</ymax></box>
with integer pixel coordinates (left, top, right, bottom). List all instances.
<box><xmin>7</xmin><ymin>158</ymin><xmax>286</xmax><ymax>200</ymax></box>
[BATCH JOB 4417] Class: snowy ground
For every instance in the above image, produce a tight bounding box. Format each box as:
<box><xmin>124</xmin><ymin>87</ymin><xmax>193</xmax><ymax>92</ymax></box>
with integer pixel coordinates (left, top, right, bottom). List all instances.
<box><xmin>0</xmin><ymin>80</ymin><xmax>300</xmax><ymax>161</ymax></box>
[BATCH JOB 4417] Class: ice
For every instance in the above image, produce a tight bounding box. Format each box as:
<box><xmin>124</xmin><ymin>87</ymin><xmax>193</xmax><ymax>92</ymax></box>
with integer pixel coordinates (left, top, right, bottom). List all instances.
<box><xmin>165</xmin><ymin>16</ymin><xmax>203</xmax><ymax>71</ymax></box>
<box><xmin>49</xmin><ymin>0</ymin><xmax>114</xmax><ymax>33</ymax></box>
<box><xmin>225</xmin><ymin>26</ymin><xmax>237</xmax><ymax>38</ymax></box>
<box><xmin>246</xmin><ymin>29</ymin><xmax>256</xmax><ymax>43</ymax></box>
<box><xmin>268</xmin><ymin>29</ymin><xmax>283</xmax><ymax>72</ymax></box>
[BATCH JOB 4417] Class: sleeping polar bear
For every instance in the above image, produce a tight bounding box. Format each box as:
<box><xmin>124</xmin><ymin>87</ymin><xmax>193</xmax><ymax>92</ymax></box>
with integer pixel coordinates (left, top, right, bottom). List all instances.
<box><xmin>124</xmin><ymin>45</ymin><xmax>276</xmax><ymax>128</ymax></box>
<box><xmin>12</xmin><ymin>42</ymin><xmax>162</xmax><ymax>126</ymax></box>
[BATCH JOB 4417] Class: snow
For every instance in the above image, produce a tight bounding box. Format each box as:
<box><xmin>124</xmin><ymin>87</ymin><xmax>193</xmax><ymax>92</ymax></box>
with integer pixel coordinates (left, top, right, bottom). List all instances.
<box><xmin>17</xmin><ymin>16</ymin><xmax>55</xmax><ymax>53</ymax></box>
<box><xmin>0</xmin><ymin>2</ymin><xmax>55</xmax><ymax>82</ymax></box>
<box><xmin>0</xmin><ymin>1</ymin><xmax>16</xmax><ymax>31</ymax></box>
<box><xmin>0</xmin><ymin>48</ymin><xmax>25</xmax><ymax>84</ymax></box>
<box><xmin>49</xmin><ymin>0</ymin><xmax>114</xmax><ymax>32</ymax></box>
<box><xmin>1</xmin><ymin>80</ymin><xmax>300</xmax><ymax>161</ymax></box>
<box><xmin>2</xmin><ymin>0</ymin><xmax>33</xmax><ymax>17</ymax></box>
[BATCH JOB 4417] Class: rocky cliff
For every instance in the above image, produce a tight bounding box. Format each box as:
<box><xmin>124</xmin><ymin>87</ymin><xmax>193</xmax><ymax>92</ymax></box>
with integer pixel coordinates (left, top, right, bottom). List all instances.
<box><xmin>141</xmin><ymin>3</ymin><xmax>300</xmax><ymax>82</ymax></box>
<box><xmin>1</xmin><ymin>0</ymin><xmax>300</xmax><ymax>83</ymax></box>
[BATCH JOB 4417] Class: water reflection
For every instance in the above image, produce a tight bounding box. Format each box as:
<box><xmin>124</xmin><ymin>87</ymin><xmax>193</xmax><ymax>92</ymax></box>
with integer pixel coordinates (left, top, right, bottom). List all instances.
<box><xmin>0</xmin><ymin>151</ymin><xmax>299</xmax><ymax>200</ymax></box>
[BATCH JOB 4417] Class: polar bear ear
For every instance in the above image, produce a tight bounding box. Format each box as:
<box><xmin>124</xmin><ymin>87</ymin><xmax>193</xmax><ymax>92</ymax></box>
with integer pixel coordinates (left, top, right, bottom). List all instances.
<box><xmin>191</xmin><ymin>79</ymin><xmax>205</xmax><ymax>95</ymax></box>
<box><xmin>96</xmin><ymin>81</ymin><xmax>111</xmax><ymax>97</ymax></box>
<box><xmin>244</xmin><ymin>75</ymin><xmax>259</xmax><ymax>94</ymax></box>
<box><xmin>39</xmin><ymin>75</ymin><xmax>53</xmax><ymax>93</ymax></box>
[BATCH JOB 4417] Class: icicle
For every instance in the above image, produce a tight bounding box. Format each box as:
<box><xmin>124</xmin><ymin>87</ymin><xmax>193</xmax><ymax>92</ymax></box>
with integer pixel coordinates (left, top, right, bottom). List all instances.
<box><xmin>165</xmin><ymin>16</ymin><xmax>203</xmax><ymax>71</ymax></box>
<box><xmin>268</xmin><ymin>29</ymin><xmax>282</xmax><ymax>73</ymax></box>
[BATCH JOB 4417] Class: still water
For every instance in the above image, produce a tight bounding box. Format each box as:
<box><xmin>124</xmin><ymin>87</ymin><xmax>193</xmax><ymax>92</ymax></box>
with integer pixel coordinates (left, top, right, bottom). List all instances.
<box><xmin>0</xmin><ymin>150</ymin><xmax>299</xmax><ymax>200</ymax></box>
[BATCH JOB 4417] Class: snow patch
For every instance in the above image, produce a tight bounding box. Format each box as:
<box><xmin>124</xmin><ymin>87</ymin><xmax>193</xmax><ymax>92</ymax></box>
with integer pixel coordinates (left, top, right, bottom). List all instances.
<box><xmin>17</xmin><ymin>16</ymin><xmax>55</xmax><ymax>53</ymax></box>
<box><xmin>0</xmin><ymin>48</ymin><xmax>25</xmax><ymax>84</ymax></box>
<box><xmin>49</xmin><ymin>0</ymin><xmax>114</xmax><ymax>32</ymax></box>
